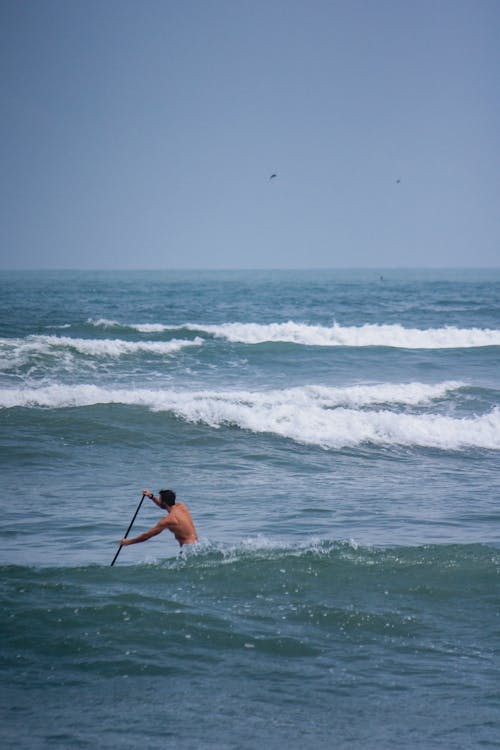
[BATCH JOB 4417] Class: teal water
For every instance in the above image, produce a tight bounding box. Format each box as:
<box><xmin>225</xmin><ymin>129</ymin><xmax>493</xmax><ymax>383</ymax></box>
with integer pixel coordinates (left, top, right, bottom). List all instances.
<box><xmin>1</xmin><ymin>269</ymin><xmax>499</xmax><ymax>748</ymax></box>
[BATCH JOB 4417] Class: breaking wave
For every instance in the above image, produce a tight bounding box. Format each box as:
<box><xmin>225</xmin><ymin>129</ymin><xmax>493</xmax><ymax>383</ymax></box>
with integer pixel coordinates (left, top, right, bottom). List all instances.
<box><xmin>88</xmin><ymin>319</ymin><xmax>500</xmax><ymax>348</ymax></box>
<box><xmin>2</xmin><ymin>380</ymin><xmax>499</xmax><ymax>451</ymax></box>
<box><xmin>186</xmin><ymin>321</ymin><xmax>500</xmax><ymax>348</ymax></box>
<box><xmin>0</xmin><ymin>335</ymin><xmax>203</xmax><ymax>368</ymax></box>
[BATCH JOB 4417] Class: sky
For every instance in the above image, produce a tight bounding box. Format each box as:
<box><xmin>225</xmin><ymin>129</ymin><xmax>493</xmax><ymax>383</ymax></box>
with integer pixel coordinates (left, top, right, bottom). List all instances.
<box><xmin>1</xmin><ymin>0</ymin><xmax>499</xmax><ymax>269</ymax></box>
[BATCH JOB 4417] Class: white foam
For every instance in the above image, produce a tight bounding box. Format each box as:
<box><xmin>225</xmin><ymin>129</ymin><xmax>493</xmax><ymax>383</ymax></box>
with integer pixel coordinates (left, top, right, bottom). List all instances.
<box><xmin>0</xmin><ymin>380</ymin><xmax>464</xmax><ymax>409</ymax></box>
<box><xmin>88</xmin><ymin>318</ymin><xmax>121</xmax><ymax>328</ymax></box>
<box><xmin>184</xmin><ymin>321</ymin><xmax>500</xmax><ymax>348</ymax></box>
<box><xmin>129</xmin><ymin>324</ymin><xmax>174</xmax><ymax>333</ymax></box>
<box><xmin>85</xmin><ymin>319</ymin><xmax>500</xmax><ymax>348</ymax></box>
<box><xmin>185</xmin><ymin>535</ymin><xmax>333</xmax><ymax>564</ymax></box>
<box><xmin>89</xmin><ymin>319</ymin><xmax>171</xmax><ymax>333</ymax></box>
<box><xmin>2</xmin><ymin>380</ymin><xmax>497</xmax><ymax>450</ymax></box>
<box><xmin>0</xmin><ymin>335</ymin><xmax>203</xmax><ymax>360</ymax></box>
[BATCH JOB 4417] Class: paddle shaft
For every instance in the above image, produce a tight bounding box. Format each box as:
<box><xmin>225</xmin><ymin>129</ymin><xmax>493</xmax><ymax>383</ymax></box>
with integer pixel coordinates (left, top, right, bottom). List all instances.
<box><xmin>111</xmin><ymin>494</ymin><xmax>146</xmax><ymax>566</ymax></box>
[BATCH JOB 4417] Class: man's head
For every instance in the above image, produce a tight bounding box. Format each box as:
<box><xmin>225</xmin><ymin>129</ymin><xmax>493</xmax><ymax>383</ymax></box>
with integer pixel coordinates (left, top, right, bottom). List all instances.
<box><xmin>159</xmin><ymin>489</ymin><xmax>176</xmax><ymax>508</ymax></box>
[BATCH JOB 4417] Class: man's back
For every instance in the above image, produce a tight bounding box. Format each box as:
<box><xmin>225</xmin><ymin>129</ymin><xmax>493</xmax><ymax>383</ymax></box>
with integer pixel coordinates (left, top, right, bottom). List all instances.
<box><xmin>164</xmin><ymin>502</ymin><xmax>198</xmax><ymax>545</ymax></box>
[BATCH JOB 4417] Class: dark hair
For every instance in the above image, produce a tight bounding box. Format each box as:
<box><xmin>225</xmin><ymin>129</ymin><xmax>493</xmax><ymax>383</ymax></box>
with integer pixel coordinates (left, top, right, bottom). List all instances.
<box><xmin>159</xmin><ymin>489</ymin><xmax>176</xmax><ymax>507</ymax></box>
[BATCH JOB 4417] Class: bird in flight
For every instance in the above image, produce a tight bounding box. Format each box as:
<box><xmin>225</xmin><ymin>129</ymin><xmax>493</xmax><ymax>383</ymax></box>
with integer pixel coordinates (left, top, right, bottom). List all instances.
<box><xmin>270</xmin><ymin>173</ymin><xmax>277</xmax><ymax>180</ymax></box>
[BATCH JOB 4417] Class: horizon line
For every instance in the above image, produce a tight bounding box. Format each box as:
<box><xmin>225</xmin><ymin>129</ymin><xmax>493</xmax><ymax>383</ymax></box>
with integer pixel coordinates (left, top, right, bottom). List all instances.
<box><xmin>1</xmin><ymin>265</ymin><xmax>499</xmax><ymax>272</ymax></box>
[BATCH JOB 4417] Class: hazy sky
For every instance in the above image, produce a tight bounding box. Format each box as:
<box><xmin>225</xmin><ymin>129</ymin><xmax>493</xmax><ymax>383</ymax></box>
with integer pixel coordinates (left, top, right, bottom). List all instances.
<box><xmin>1</xmin><ymin>0</ymin><xmax>499</xmax><ymax>269</ymax></box>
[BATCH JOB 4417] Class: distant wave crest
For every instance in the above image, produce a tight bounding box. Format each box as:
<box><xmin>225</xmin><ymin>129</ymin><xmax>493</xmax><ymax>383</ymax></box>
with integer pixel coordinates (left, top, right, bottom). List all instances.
<box><xmin>89</xmin><ymin>319</ymin><xmax>500</xmax><ymax>348</ymax></box>
<box><xmin>0</xmin><ymin>335</ymin><xmax>203</xmax><ymax>367</ymax></box>
<box><xmin>185</xmin><ymin>321</ymin><xmax>500</xmax><ymax>348</ymax></box>
<box><xmin>89</xmin><ymin>318</ymin><xmax>171</xmax><ymax>333</ymax></box>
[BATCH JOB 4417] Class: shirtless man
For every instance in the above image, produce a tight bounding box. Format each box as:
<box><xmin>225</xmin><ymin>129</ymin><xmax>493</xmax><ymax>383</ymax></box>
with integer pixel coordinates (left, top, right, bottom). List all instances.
<box><xmin>120</xmin><ymin>489</ymin><xmax>198</xmax><ymax>549</ymax></box>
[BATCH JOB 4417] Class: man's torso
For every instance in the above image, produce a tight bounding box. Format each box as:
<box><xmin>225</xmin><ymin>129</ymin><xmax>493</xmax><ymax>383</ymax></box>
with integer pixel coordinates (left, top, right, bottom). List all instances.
<box><xmin>164</xmin><ymin>502</ymin><xmax>198</xmax><ymax>545</ymax></box>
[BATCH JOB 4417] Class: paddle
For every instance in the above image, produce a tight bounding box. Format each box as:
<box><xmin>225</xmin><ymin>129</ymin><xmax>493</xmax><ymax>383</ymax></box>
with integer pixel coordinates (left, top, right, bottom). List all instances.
<box><xmin>110</xmin><ymin>493</ymin><xmax>146</xmax><ymax>566</ymax></box>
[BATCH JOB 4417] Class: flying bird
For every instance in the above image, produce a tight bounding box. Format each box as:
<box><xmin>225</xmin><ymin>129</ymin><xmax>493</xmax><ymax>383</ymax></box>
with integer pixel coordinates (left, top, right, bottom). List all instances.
<box><xmin>396</xmin><ymin>179</ymin><xmax>401</xmax><ymax>184</ymax></box>
<box><xmin>269</xmin><ymin>173</ymin><xmax>277</xmax><ymax>180</ymax></box>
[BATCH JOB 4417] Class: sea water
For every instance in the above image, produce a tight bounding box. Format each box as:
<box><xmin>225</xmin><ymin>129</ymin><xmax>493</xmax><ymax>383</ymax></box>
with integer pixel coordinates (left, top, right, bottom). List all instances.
<box><xmin>0</xmin><ymin>269</ymin><xmax>499</xmax><ymax>749</ymax></box>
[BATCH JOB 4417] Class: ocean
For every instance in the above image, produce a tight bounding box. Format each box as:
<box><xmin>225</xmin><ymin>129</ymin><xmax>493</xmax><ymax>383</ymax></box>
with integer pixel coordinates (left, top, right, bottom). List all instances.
<box><xmin>1</xmin><ymin>268</ymin><xmax>499</xmax><ymax>749</ymax></box>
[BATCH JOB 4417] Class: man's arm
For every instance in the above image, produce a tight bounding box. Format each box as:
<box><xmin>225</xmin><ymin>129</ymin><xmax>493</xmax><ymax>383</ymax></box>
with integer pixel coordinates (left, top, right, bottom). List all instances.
<box><xmin>121</xmin><ymin>517</ymin><xmax>170</xmax><ymax>546</ymax></box>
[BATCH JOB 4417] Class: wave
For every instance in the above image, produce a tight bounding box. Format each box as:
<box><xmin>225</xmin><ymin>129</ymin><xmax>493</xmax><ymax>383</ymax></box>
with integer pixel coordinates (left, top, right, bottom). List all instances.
<box><xmin>0</xmin><ymin>380</ymin><xmax>463</xmax><ymax>409</ymax></box>
<box><xmin>88</xmin><ymin>318</ymin><xmax>173</xmax><ymax>334</ymax></box>
<box><xmin>0</xmin><ymin>334</ymin><xmax>203</xmax><ymax>367</ymax></box>
<box><xmin>2</xmin><ymin>380</ymin><xmax>499</xmax><ymax>451</ymax></box>
<box><xmin>88</xmin><ymin>319</ymin><xmax>500</xmax><ymax>348</ymax></box>
<box><xmin>188</xmin><ymin>321</ymin><xmax>500</xmax><ymax>348</ymax></box>
<box><xmin>2</xmin><ymin>538</ymin><xmax>498</xmax><ymax>573</ymax></box>
<box><xmin>1</xmin><ymin>541</ymin><xmax>497</xmax><ymax>707</ymax></box>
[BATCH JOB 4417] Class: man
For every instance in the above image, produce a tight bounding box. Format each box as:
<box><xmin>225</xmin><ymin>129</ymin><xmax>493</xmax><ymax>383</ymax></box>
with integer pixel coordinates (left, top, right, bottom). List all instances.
<box><xmin>120</xmin><ymin>489</ymin><xmax>198</xmax><ymax>549</ymax></box>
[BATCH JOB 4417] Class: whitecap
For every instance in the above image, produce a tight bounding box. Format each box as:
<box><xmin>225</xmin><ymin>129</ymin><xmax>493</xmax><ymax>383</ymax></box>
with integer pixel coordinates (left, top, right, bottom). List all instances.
<box><xmin>2</xmin><ymin>380</ymin><xmax>498</xmax><ymax>451</ymax></box>
<box><xmin>0</xmin><ymin>334</ymin><xmax>203</xmax><ymax>360</ymax></box>
<box><xmin>183</xmin><ymin>321</ymin><xmax>500</xmax><ymax>349</ymax></box>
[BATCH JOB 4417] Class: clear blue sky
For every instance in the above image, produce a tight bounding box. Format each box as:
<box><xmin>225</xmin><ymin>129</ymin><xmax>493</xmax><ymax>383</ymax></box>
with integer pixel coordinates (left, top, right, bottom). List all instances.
<box><xmin>1</xmin><ymin>0</ymin><xmax>499</xmax><ymax>269</ymax></box>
